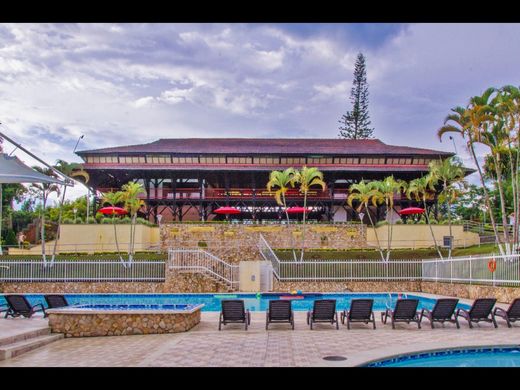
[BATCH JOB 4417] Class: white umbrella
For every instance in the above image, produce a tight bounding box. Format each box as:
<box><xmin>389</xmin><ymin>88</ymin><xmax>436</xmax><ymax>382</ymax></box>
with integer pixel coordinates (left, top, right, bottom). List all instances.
<box><xmin>0</xmin><ymin>153</ymin><xmax>66</xmax><ymax>255</ymax></box>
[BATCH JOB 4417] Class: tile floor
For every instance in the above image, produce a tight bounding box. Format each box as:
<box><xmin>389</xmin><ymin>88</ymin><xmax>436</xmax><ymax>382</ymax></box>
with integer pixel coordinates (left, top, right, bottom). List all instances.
<box><xmin>1</xmin><ymin>311</ymin><xmax>519</xmax><ymax>367</ymax></box>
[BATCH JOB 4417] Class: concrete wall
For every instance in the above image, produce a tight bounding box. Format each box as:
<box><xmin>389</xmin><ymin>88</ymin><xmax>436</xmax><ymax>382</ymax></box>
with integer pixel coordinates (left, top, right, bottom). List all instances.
<box><xmin>8</xmin><ymin>224</ymin><xmax>160</xmax><ymax>255</ymax></box>
<box><xmin>366</xmin><ymin>224</ymin><xmax>480</xmax><ymax>249</ymax></box>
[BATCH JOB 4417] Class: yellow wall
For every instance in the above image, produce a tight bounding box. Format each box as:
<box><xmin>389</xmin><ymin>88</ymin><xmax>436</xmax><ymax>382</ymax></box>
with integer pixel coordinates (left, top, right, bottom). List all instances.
<box><xmin>366</xmin><ymin>224</ymin><xmax>480</xmax><ymax>249</ymax></box>
<box><xmin>9</xmin><ymin>224</ymin><xmax>160</xmax><ymax>255</ymax></box>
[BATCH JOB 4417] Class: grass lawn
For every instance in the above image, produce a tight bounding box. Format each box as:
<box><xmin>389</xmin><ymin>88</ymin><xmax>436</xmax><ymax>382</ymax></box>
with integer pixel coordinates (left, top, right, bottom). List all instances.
<box><xmin>275</xmin><ymin>243</ymin><xmax>501</xmax><ymax>260</ymax></box>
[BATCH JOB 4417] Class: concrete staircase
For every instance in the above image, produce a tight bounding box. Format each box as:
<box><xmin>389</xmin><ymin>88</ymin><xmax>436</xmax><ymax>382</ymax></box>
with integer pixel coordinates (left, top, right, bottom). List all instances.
<box><xmin>0</xmin><ymin>326</ymin><xmax>63</xmax><ymax>361</ymax></box>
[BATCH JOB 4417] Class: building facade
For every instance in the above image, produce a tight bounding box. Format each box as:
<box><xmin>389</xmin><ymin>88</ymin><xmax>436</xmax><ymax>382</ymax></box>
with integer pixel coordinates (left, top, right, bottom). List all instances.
<box><xmin>76</xmin><ymin>138</ymin><xmax>461</xmax><ymax>223</ymax></box>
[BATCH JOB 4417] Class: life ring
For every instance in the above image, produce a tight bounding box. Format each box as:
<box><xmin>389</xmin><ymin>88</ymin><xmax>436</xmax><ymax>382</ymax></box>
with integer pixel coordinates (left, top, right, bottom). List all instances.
<box><xmin>488</xmin><ymin>259</ymin><xmax>497</xmax><ymax>273</ymax></box>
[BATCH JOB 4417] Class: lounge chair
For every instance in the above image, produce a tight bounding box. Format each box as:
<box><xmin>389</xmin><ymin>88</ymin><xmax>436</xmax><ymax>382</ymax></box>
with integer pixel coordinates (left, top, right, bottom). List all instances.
<box><xmin>266</xmin><ymin>300</ymin><xmax>294</xmax><ymax>330</ymax></box>
<box><xmin>419</xmin><ymin>298</ymin><xmax>460</xmax><ymax>329</ymax></box>
<box><xmin>44</xmin><ymin>295</ymin><xmax>69</xmax><ymax>309</ymax></box>
<box><xmin>456</xmin><ymin>298</ymin><xmax>497</xmax><ymax>328</ymax></box>
<box><xmin>218</xmin><ymin>300</ymin><xmax>251</xmax><ymax>330</ymax></box>
<box><xmin>493</xmin><ymin>298</ymin><xmax>520</xmax><ymax>328</ymax></box>
<box><xmin>381</xmin><ymin>299</ymin><xmax>421</xmax><ymax>329</ymax></box>
<box><xmin>307</xmin><ymin>299</ymin><xmax>339</xmax><ymax>330</ymax></box>
<box><xmin>4</xmin><ymin>295</ymin><xmax>47</xmax><ymax>318</ymax></box>
<box><xmin>340</xmin><ymin>299</ymin><xmax>376</xmax><ymax>329</ymax></box>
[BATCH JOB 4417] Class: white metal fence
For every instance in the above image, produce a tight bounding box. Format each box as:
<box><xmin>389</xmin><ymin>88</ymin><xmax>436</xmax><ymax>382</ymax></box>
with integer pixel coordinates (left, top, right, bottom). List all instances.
<box><xmin>0</xmin><ymin>260</ymin><xmax>166</xmax><ymax>282</ymax></box>
<box><xmin>168</xmin><ymin>248</ymin><xmax>239</xmax><ymax>290</ymax></box>
<box><xmin>259</xmin><ymin>234</ymin><xmax>520</xmax><ymax>286</ymax></box>
<box><xmin>422</xmin><ymin>254</ymin><xmax>520</xmax><ymax>287</ymax></box>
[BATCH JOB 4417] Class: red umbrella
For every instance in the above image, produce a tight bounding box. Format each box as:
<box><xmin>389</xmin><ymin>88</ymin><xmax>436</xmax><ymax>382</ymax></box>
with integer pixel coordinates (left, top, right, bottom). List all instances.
<box><xmin>214</xmin><ymin>207</ymin><xmax>241</xmax><ymax>215</ymax></box>
<box><xmin>398</xmin><ymin>207</ymin><xmax>425</xmax><ymax>215</ymax></box>
<box><xmin>98</xmin><ymin>206</ymin><xmax>128</xmax><ymax>215</ymax></box>
<box><xmin>286</xmin><ymin>207</ymin><xmax>312</xmax><ymax>214</ymax></box>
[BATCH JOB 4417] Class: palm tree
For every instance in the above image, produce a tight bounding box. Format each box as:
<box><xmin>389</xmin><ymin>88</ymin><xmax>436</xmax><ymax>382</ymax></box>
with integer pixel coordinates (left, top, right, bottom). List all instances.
<box><xmin>267</xmin><ymin>168</ymin><xmax>298</xmax><ymax>261</ymax></box>
<box><xmin>347</xmin><ymin>180</ymin><xmax>385</xmax><ymax>261</ymax></box>
<box><xmin>30</xmin><ymin>166</ymin><xmax>60</xmax><ymax>265</ymax></box>
<box><xmin>121</xmin><ymin>181</ymin><xmax>146</xmax><ymax>265</ymax></box>
<box><xmin>494</xmin><ymin>86</ymin><xmax>520</xmax><ymax>249</ymax></box>
<box><xmin>429</xmin><ymin>157</ymin><xmax>466</xmax><ymax>257</ymax></box>
<box><xmin>438</xmin><ymin>97</ymin><xmax>503</xmax><ymax>253</ymax></box>
<box><xmin>373</xmin><ymin>176</ymin><xmax>407</xmax><ymax>261</ymax></box>
<box><xmin>50</xmin><ymin>159</ymin><xmax>81</xmax><ymax>264</ymax></box>
<box><xmin>294</xmin><ymin>166</ymin><xmax>326</xmax><ymax>261</ymax></box>
<box><xmin>102</xmin><ymin>191</ymin><xmax>126</xmax><ymax>265</ymax></box>
<box><xmin>407</xmin><ymin>174</ymin><xmax>443</xmax><ymax>258</ymax></box>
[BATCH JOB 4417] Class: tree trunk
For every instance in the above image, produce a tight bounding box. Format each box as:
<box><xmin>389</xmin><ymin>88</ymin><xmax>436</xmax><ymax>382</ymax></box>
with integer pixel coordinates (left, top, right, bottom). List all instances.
<box><xmin>493</xmin><ymin>153</ymin><xmax>511</xmax><ymax>252</ymax></box>
<box><xmin>0</xmin><ymin>184</ymin><xmax>3</xmax><ymax>256</ymax></box>
<box><xmin>365</xmin><ymin>205</ymin><xmax>385</xmax><ymax>261</ymax></box>
<box><xmin>300</xmin><ymin>191</ymin><xmax>308</xmax><ymax>262</ymax></box>
<box><xmin>41</xmin><ymin>192</ymin><xmax>47</xmax><ymax>265</ymax></box>
<box><xmin>424</xmin><ymin>198</ymin><xmax>443</xmax><ymax>259</ymax></box>
<box><xmin>469</xmin><ymin>142</ymin><xmax>503</xmax><ymax>254</ymax></box>
<box><xmin>50</xmin><ymin>185</ymin><xmax>68</xmax><ymax>266</ymax></box>
<box><xmin>281</xmin><ymin>193</ymin><xmax>298</xmax><ymax>262</ymax></box>
<box><xmin>112</xmin><ymin>214</ymin><xmax>125</xmax><ymax>266</ymax></box>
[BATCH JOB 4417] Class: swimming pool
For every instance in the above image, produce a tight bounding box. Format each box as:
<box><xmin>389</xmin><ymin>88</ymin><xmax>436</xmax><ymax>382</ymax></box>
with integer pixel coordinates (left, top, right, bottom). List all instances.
<box><xmin>0</xmin><ymin>293</ymin><xmax>470</xmax><ymax>312</ymax></box>
<box><xmin>364</xmin><ymin>346</ymin><xmax>520</xmax><ymax>367</ymax></box>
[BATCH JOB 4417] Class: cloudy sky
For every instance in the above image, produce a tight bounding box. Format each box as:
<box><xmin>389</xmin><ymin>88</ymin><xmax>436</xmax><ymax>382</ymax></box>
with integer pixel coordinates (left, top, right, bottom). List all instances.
<box><xmin>1</xmin><ymin>23</ymin><xmax>519</xmax><ymax>202</ymax></box>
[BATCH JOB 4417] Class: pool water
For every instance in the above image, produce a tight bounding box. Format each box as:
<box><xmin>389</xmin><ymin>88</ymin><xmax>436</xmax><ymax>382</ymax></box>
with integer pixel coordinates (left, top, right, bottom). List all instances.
<box><xmin>60</xmin><ymin>304</ymin><xmax>201</xmax><ymax>311</ymax></box>
<box><xmin>0</xmin><ymin>293</ymin><xmax>470</xmax><ymax>312</ymax></box>
<box><xmin>365</xmin><ymin>346</ymin><xmax>520</xmax><ymax>367</ymax></box>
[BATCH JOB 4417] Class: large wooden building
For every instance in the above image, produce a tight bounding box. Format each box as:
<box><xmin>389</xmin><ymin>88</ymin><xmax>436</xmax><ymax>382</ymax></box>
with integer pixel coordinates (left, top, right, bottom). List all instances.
<box><xmin>76</xmin><ymin>138</ymin><xmax>460</xmax><ymax>223</ymax></box>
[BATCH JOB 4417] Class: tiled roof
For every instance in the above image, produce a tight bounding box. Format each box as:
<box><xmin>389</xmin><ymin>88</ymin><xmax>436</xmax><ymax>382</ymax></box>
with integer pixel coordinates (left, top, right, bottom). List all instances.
<box><xmin>76</xmin><ymin>138</ymin><xmax>453</xmax><ymax>157</ymax></box>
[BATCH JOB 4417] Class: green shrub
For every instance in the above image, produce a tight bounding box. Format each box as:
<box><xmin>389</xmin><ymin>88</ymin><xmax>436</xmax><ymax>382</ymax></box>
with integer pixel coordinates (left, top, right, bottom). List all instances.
<box><xmin>87</xmin><ymin>217</ymin><xmax>97</xmax><ymax>224</ymax></box>
<box><xmin>101</xmin><ymin>218</ymin><xmax>113</xmax><ymax>224</ymax></box>
<box><xmin>395</xmin><ymin>220</ymin><xmax>403</xmax><ymax>224</ymax></box>
<box><xmin>119</xmin><ymin>217</ymin><xmax>131</xmax><ymax>224</ymax></box>
<box><xmin>197</xmin><ymin>240</ymin><xmax>208</xmax><ymax>248</ymax></box>
<box><xmin>62</xmin><ymin>218</ymin><xmax>74</xmax><ymax>224</ymax></box>
<box><xmin>4</xmin><ymin>230</ymin><xmax>17</xmax><ymax>246</ymax></box>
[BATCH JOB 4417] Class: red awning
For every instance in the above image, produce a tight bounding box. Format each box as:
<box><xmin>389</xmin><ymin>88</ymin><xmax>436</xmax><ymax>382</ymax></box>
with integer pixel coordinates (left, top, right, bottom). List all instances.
<box><xmin>98</xmin><ymin>206</ymin><xmax>128</xmax><ymax>215</ymax></box>
<box><xmin>398</xmin><ymin>207</ymin><xmax>425</xmax><ymax>215</ymax></box>
<box><xmin>286</xmin><ymin>207</ymin><xmax>312</xmax><ymax>214</ymax></box>
<box><xmin>214</xmin><ymin>207</ymin><xmax>241</xmax><ymax>215</ymax></box>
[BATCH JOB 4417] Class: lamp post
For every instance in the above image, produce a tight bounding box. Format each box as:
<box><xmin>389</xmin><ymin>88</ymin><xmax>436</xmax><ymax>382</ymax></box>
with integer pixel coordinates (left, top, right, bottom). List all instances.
<box><xmin>73</xmin><ymin>208</ymin><xmax>78</xmax><ymax>224</ymax></box>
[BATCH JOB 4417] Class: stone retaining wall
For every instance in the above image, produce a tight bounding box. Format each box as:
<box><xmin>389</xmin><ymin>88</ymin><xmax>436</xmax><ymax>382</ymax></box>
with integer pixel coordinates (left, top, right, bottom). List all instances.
<box><xmin>0</xmin><ymin>271</ymin><xmax>229</xmax><ymax>294</ymax></box>
<box><xmin>162</xmin><ymin>223</ymin><xmax>367</xmax><ymax>263</ymax></box>
<box><xmin>420</xmin><ymin>282</ymin><xmax>520</xmax><ymax>304</ymax></box>
<box><xmin>48</xmin><ymin>310</ymin><xmax>201</xmax><ymax>337</ymax></box>
<box><xmin>272</xmin><ymin>280</ymin><xmax>423</xmax><ymax>293</ymax></box>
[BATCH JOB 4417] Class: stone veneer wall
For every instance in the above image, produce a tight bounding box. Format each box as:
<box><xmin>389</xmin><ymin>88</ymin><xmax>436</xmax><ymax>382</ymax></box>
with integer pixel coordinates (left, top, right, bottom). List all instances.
<box><xmin>162</xmin><ymin>223</ymin><xmax>367</xmax><ymax>263</ymax></box>
<box><xmin>48</xmin><ymin>310</ymin><xmax>201</xmax><ymax>337</ymax></box>
<box><xmin>0</xmin><ymin>271</ymin><xmax>229</xmax><ymax>294</ymax></box>
<box><xmin>273</xmin><ymin>280</ymin><xmax>423</xmax><ymax>293</ymax></box>
<box><xmin>420</xmin><ymin>282</ymin><xmax>520</xmax><ymax>304</ymax></box>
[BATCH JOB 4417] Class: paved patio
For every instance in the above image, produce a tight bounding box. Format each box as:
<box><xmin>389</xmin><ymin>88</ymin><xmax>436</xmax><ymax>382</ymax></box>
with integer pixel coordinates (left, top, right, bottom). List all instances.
<box><xmin>1</xmin><ymin>310</ymin><xmax>520</xmax><ymax>367</ymax></box>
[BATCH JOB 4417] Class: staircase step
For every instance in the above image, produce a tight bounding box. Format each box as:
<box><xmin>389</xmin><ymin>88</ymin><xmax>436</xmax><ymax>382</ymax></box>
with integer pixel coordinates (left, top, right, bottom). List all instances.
<box><xmin>0</xmin><ymin>327</ymin><xmax>51</xmax><ymax>347</ymax></box>
<box><xmin>0</xmin><ymin>334</ymin><xmax>64</xmax><ymax>360</ymax></box>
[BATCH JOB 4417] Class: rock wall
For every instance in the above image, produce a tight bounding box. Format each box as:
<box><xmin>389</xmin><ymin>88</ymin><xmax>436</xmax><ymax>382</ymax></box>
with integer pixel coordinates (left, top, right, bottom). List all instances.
<box><xmin>0</xmin><ymin>271</ymin><xmax>229</xmax><ymax>294</ymax></box>
<box><xmin>162</xmin><ymin>223</ymin><xmax>367</xmax><ymax>263</ymax></box>
<box><xmin>272</xmin><ymin>280</ymin><xmax>423</xmax><ymax>293</ymax></box>
<box><xmin>48</xmin><ymin>310</ymin><xmax>201</xmax><ymax>337</ymax></box>
<box><xmin>421</xmin><ymin>282</ymin><xmax>520</xmax><ymax>304</ymax></box>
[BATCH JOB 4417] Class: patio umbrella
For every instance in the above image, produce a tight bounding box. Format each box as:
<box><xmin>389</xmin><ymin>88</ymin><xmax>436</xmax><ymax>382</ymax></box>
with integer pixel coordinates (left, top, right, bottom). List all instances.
<box><xmin>398</xmin><ymin>207</ymin><xmax>425</xmax><ymax>215</ymax></box>
<box><xmin>98</xmin><ymin>206</ymin><xmax>128</xmax><ymax>215</ymax></box>
<box><xmin>286</xmin><ymin>206</ymin><xmax>312</xmax><ymax>214</ymax></box>
<box><xmin>213</xmin><ymin>206</ymin><xmax>241</xmax><ymax>215</ymax></box>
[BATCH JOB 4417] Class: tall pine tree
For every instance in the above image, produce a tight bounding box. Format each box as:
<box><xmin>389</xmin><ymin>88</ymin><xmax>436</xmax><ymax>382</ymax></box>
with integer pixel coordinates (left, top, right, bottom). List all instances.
<box><xmin>338</xmin><ymin>53</ymin><xmax>374</xmax><ymax>139</ymax></box>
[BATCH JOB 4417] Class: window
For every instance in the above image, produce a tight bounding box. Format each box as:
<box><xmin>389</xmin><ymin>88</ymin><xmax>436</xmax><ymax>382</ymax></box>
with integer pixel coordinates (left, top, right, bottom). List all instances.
<box><xmin>147</xmin><ymin>155</ymin><xmax>171</xmax><ymax>164</ymax></box>
<box><xmin>227</xmin><ymin>156</ymin><xmax>252</xmax><ymax>164</ymax></box>
<box><xmin>172</xmin><ymin>156</ymin><xmax>198</xmax><ymax>164</ymax></box>
<box><xmin>414</xmin><ymin>158</ymin><xmax>425</xmax><ymax>165</ymax></box>
<box><xmin>280</xmin><ymin>157</ymin><xmax>306</xmax><ymax>165</ymax></box>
